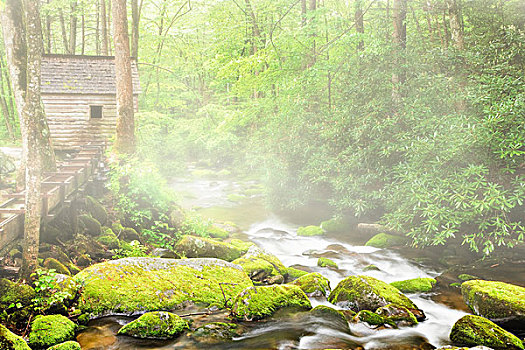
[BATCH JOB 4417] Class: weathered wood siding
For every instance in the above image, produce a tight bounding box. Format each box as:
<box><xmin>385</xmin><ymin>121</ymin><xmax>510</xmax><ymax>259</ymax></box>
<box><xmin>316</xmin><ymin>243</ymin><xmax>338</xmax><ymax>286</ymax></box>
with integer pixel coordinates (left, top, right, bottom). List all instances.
<box><xmin>43</xmin><ymin>93</ymin><xmax>139</xmax><ymax>149</ymax></box>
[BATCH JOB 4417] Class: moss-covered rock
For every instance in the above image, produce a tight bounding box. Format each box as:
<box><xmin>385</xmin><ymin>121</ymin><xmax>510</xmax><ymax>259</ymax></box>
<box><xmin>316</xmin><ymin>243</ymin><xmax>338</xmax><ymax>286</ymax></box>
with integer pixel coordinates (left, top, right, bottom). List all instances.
<box><xmin>376</xmin><ymin>304</ymin><xmax>418</xmax><ymax>327</ymax></box>
<box><xmin>310</xmin><ymin>305</ymin><xmax>350</xmax><ymax>331</ymax></box>
<box><xmin>297</xmin><ymin>225</ymin><xmax>324</xmax><ymax>236</ymax></box>
<box><xmin>47</xmin><ymin>341</ymin><xmax>82</xmax><ymax>350</ymax></box>
<box><xmin>450</xmin><ymin>315</ymin><xmax>524</xmax><ymax>349</ymax></box>
<box><xmin>328</xmin><ymin>275</ymin><xmax>424</xmax><ymax>320</ymax></box>
<box><xmin>77</xmin><ymin>214</ymin><xmax>102</xmax><ymax>236</ymax></box>
<box><xmin>192</xmin><ymin>322</ymin><xmax>240</xmax><ymax>343</ymax></box>
<box><xmin>207</xmin><ymin>226</ymin><xmax>229</xmax><ymax>239</ymax></box>
<box><xmin>365</xmin><ymin>233</ymin><xmax>407</xmax><ymax>248</ymax></box>
<box><xmin>117</xmin><ymin>311</ymin><xmax>188</xmax><ymax>339</ymax></box>
<box><xmin>96</xmin><ymin>233</ymin><xmax>120</xmax><ymax>250</ymax></box>
<box><xmin>284</xmin><ymin>267</ymin><xmax>309</xmax><ymax>281</ymax></box>
<box><xmin>173</xmin><ymin>235</ymin><xmax>242</xmax><ymax>261</ymax></box>
<box><xmin>390</xmin><ymin>278</ymin><xmax>437</xmax><ymax>293</ymax></box>
<box><xmin>352</xmin><ymin>310</ymin><xmax>387</xmax><ymax>326</ymax></box>
<box><xmin>290</xmin><ymin>272</ymin><xmax>331</xmax><ymax>297</ymax></box>
<box><xmin>28</xmin><ymin>315</ymin><xmax>76</xmax><ymax>349</ymax></box>
<box><xmin>227</xmin><ymin>194</ymin><xmax>246</xmax><ymax>202</ymax></box>
<box><xmin>43</xmin><ymin>258</ymin><xmax>71</xmax><ymax>276</ymax></box>
<box><xmin>0</xmin><ymin>324</ymin><xmax>31</xmax><ymax>350</ymax></box>
<box><xmin>66</xmin><ymin>263</ymin><xmax>82</xmax><ymax>275</ymax></box>
<box><xmin>231</xmin><ymin>284</ymin><xmax>312</xmax><ymax>321</ymax></box>
<box><xmin>363</xmin><ymin>264</ymin><xmax>381</xmax><ymax>272</ymax></box>
<box><xmin>71</xmin><ymin>257</ymin><xmax>253</xmax><ymax>318</ymax></box>
<box><xmin>461</xmin><ymin>280</ymin><xmax>525</xmax><ymax>325</ymax></box>
<box><xmin>458</xmin><ymin>274</ymin><xmax>478</xmax><ymax>282</ymax></box>
<box><xmin>317</xmin><ymin>257</ymin><xmax>338</xmax><ymax>269</ymax></box>
<box><xmin>241</xmin><ymin>246</ymin><xmax>287</xmax><ymax>275</ymax></box>
<box><xmin>85</xmin><ymin>196</ymin><xmax>108</xmax><ymax>225</ymax></box>
<box><xmin>320</xmin><ymin>217</ymin><xmax>348</xmax><ymax>233</ymax></box>
<box><xmin>228</xmin><ymin>239</ymin><xmax>255</xmax><ymax>253</ymax></box>
<box><xmin>232</xmin><ymin>257</ymin><xmax>276</xmax><ymax>283</ymax></box>
<box><xmin>75</xmin><ymin>254</ymin><xmax>91</xmax><ymax>267</ymax></box>
<box><xmin>111</xmin><ymin>223</ymin><xmax>140</xmax><ymax>242</ymax></box>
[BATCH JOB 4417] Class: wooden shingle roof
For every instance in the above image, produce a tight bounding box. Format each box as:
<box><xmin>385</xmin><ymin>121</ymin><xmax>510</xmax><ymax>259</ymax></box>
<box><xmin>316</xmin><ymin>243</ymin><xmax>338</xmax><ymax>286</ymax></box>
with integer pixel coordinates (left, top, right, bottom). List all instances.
<box><xmin>41</xmin><ymin>55</ymin><xmax>141</xmax><ymax>95</ymax></box>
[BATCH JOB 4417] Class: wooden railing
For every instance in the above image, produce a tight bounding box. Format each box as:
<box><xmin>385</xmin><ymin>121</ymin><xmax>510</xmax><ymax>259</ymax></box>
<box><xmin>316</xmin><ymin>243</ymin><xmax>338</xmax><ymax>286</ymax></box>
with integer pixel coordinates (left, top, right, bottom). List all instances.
<box><xmin>0</xmin><ymin>142</ymin><xmax>106</xmax><ymax>251</ymax></box>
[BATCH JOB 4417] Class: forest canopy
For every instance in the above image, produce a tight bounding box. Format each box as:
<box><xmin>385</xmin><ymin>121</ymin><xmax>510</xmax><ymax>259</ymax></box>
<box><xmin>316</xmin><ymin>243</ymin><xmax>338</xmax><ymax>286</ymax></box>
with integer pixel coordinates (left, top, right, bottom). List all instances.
<box><xmin>1</xmin><ymin>0</ymin><xmax>525</xmax><ymax>255</ymax></box>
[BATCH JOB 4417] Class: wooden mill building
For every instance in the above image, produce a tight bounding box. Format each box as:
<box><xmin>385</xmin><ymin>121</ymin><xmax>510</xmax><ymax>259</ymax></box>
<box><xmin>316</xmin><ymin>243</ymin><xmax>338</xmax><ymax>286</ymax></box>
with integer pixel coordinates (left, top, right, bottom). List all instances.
<box><xmin>41</xmin><ymin>55</ymin><xmax>140</xmax><ymax>149</ymax></box>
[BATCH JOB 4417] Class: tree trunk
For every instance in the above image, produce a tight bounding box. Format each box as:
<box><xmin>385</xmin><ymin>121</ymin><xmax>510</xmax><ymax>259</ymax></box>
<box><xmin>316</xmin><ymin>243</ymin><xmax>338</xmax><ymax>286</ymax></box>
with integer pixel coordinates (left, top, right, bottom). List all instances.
<box><xmin>81</xmin><ymin>12</ymin><xmax>85</xmax><ymax>55</ymax></box>
<box><xmin>355</xmin><ymin>0</ymin><xmax>364</xmax><ymax>51</ymax></box>
<box><xmin>20</xmin><ymin>0</ymin><xmax>46</xmax><ymax>282</ymax></box>
<box><xmin>69</xmin><ymin>1</ymin><xmax>78</xmax><ymax>54</ymax></box>
<box><xmin>112</xmin><ymin>0</ymin><xmax>136</xmax><ymax>154</ymax></box>
<box><xmin>447</xmin><ymin>0</ymin><xmax>464</xmax><ymax>50</ymax></box>
<box><xmin>101</xmin><ymin>0</ymin><xmax>109</xmax><ymax>55</ymax></box>
<box><xmin>96</xmin><ymin>2</ymin><xmax>100</xmax><ymax>55</ymax></box>
<box><xmin>244</xmin><ymin>0</ymin><xmax>261</xmax><ymax>54</ymax></box>
<box><xmin>131</xmin><ymin>0</ymin><xmax>140</xmax><ymax>58</ymax></box>
<box><xmin>59</xmin><ymin>8</ymin><xmax>69</xmax><ymax>54</ymax></box>
<box><xmin>45</xmin><ymin>0</ymin><xmax>52</xmax><ymax>54</ymax></box>
<box><xmin>391</xmin><ymin>0</ymin><xmax>407</xmax><ymax>106</ymax></box>
<box><xmin>108</xmin><ymin>0</ymin><xmax>112</xmax><ymax>55</ymax></box>
<box><xmin>301</xmin><ymin>0</ymin><xmax>307</xmax><ymax>26</ymax></box>
<box><xmin>0</xmin><ymin>59</ymin><xmax>15</xmax><ymax>140</ymax></box>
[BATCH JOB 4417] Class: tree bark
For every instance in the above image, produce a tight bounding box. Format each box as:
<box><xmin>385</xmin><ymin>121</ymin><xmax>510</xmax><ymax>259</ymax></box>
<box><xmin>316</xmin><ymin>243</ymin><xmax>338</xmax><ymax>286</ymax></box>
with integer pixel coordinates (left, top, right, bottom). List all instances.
<box><xmin>69</xmin><ymin>1</ymin><xmax>78</xmax><ymax>54</ymax></box>
<box><xmin>244</xmin><ymin>0</ymin><xmax>261</xmax><ymax>54</ymax></box>
<box><xmin>96</xmin><ymin>1</ymin><xmax>100</xmax><ymax>55</ymax></box>
<box><xmin>20</xmin><ymin>0</ymin><xmax>46</xmax><ymax>281</ymax></box>
<box><xmin>59</xmin><ymin>8</ymin><xmax>69</xmax><ymax>54</ymax></box>
<box><xmin>101</xmin><ymin>0</ymin><xmax>109</xmax><ymax>55</ymax></box>
<box><xmin>112</xmin><ymin>0</ymin><xmax>136</xmax><ymax>154</ymax></box>
<box><xmin>45</xmin><ymin>0</ymin><xmax>52</xmax><ymax>54</ymax></box>
<box><xmin>391</xmin><ymin>0</ymin><xmax>407</xmax><ymax>106</ymax></box>
<box><xmin>131</xmin><ymin>0</ymin><xmax>140</xmax><ymax>58</ymax></box>
<box><xmin>0</xmin><ymin>59</ymin><xmax>15</xmax><ymax>140</ymax></box>
<box><xmin>81</xmin><ymin>11</ymin><xmax>85</xmax><ymax>55</ymax></box>
<box><xmin>355</xmin><ymin>0</ymin><xmax>364</xmax><ymax>51</ymax></box>
<box><xmin>447</xmin><ymin>0</ymin><xmax>464</xmax><ymax>50</ymax></box>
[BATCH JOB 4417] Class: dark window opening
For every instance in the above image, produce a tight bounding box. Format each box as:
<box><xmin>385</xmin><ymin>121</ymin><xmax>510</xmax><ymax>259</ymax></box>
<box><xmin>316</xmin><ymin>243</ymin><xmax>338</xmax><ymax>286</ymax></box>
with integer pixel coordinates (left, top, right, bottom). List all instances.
<box><xmin>90</xmin><ymin>105</ymin><xmax>103</xmax><ymax>119</ymax></box>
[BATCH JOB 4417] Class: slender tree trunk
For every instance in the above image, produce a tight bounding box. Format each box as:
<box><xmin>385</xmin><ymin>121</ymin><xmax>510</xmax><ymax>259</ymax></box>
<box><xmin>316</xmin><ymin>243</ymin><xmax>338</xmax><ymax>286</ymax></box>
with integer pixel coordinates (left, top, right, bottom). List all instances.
<box><xmin>20</xmin><ymin>0</ymin><xmax>47</xmax><ymax>282</ymax></box>
<box><xmin>112</xmin><ymin>0</ymin><xmax>136</xmax><ymax>154</ymax></box>
<box><xmin>447</xmin><ymin>0</ymin><xmax>464</xmax><ymax>50</ymax></box>
<box><xmin>81</xmin><ymin>12</ymin><xmax>85</xmax><ymax>55</ymax></box>
<box><xmin>355</xmin><ymin>0</ymin><xmax>364</xmax><ymax>51</ymax></box>
<box><xmin>59</xmin><ymin>8</ymin><xmax>69</xmax><ymax>54</ymax></box>
<box><xmin>45</xmin><ymin>0</ymin><xmax>52</xmax><ymax>54</ymax></box>
<box><xmin>108</xmin><ymin>0</ymin><xmax>112</xmax><ymax>55</ymax></box>
<box><xmin>69</xmin><ymin>1</ymin><xmax>78</xmax><ymax>55</ymax></box>
<box><xmin>442</xmin><ymin>9</ymin><xmax>450</xmax><ymax>49</ymax></box>
<box><xmin>0</xmin><ymin>58</ymin><xmax>15</xmax><ymax>140</ymax></box>
<box><xmin>301</xmin><ymin>0</ymin><xmax>307</xmax><ymax>26</ymax></box>
<box><xmin>244</xmin><ymin>0</ymin><xmax>261</xmax><ymax>54</ymax></box>
<box><xmin>96</xmin><ymin>1</ymin><xmax>100</xmax><ymax>55</ymax></box>
<box><xmin>101</xmin><ymin>0</ymin><xmax>108</xmax><ymax>55</ymax></box>
<box><xmin>131</xmin><ymin>0</ymin><xmax>140</xmax><ymax>58</ymax></box>
<box><xmin>392</xmin><ymin>0</ymin><xmax>407</xmax><ymax>106</ymax></box>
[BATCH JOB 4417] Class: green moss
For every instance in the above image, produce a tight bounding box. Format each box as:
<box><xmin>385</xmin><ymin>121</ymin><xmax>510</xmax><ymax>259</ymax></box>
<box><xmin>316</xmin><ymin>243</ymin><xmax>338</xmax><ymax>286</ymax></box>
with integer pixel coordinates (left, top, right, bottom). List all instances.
<box><xmin>353</xmin><ymin>310</ymin><xmax>386</xmax><ymax>326</ymax></box>
<box><xmin>0</xmin><ymin>279</ymin><xmax>35</xmax><ymax>310</ymax></box>
<box><xmin>449</xmin><ymin>283</ymin><xmax>461</xmax><ymax>288</ymax></box>
<box><xmin>118</xmin><ymin>311</ymin><xmax>188</xmax><ymax>339</ymax></box>
<box><xmin>72</xmin><ymin>257</ymin><xmax>253</xmax><ymax>318</ymax></box>
<box><xmin>365</xmin><ymin>233</ymin><xmax>407</xmax><ymax>248</ymax></box>
<box><xmin>461</xmin><ymin>280</ymin><xmax>525</xmax><ymax>323</ymax></box>
<box><xmin>390</xmin><ymin>278</ymin><xmax>437</xmax><ymax>293</ymax></box>
<box><xmin>232</xmin><ymin>257</ymin><xmax>276</xmax><ymax>282</ymax></box>
<box><xmin>28</xmin><ymin>315</ymin><xmax>76</xmax><ymax>349</ymax></box>
<box><xmin>458</xmin><ymin>274</ymin><xmax>478</xmax><ymax>281</ymax></box>
<box><xmin>192</xmin><ymin>322</ymin><xmax>239</xmax><ymax>343</ymax></box>
<box><xmin>310</xmin><ymin>305</ymin><xmax>349</xmax><ymax>331</ymax></box>
<box><xmin>227</xmin><ymin>194</ymin><xmax>247</xmax><ymax>202</ymax></box>
<box><xmin>328</xmin><ymin>275</ymin><xmax>420</xmax><ymax>313</ymax></box>
<box><xmin>317</xmin><ymin>257</ymin><xmax>338</xmax><ymax>269</ymax></box>
<box><xmin>43</xmin><ymin>258</ymin><xmax>71</xmax><ymax>276</ymax></box>
<box><xmin>96</xmin><ymin>234</ymin><xmax>120</xmax><ymax>250</ymax></box>
<box><xmin>173</xmin><ymin>235</ymin><xmax>242</xmax><ymax>261</ymax></box>
<box><xmin>191</xmin><ymin>169</ymin><xmax>219</xmax><ymax>178</ymax></box>
<box><xmin>66</xmin><ymin>263</ymin><xmax>82</xmax><ymax>275</ymax></box>
<box><xmin>47</xmin><ymin>341</ymin><xmax>82</xmax><ymax>350</ymax></box>
<box><xmin>242</xmin><ymin>246</ymin><xmax>287</xmax><ymax>274</ymax></box>
<box><xmin>297</xmin><ymin>225</ymin><xmax>324</xmax><ymax>236</ymax></box>
<box><xmin>85</xmin><ymin>196</ymin><xmax>108</xmax><ymax>225</ymax></box>
<box><xmin>290</xmin><ymin>272</ymin><xmax>331</xmax><ymax>297</ymax></box>
<box><xmin>284</xmin><ymin>267</ymin><xmax>309</xmax><ymax>281</ymax></box>
<box><xmin>320</xmin><ymin>217</ymin><xmax>347</xmax><ymax>233</ymax></box>
<box><xmin>231</xmin><ymin>284</ymin><xmax>312</xmax><ymax>321</ymax></box>
<box><xmin>376</xmin><ymin>304</ymin><xmax>418</xmax><ymax>326</ymax></box>
<box><xmin>207</xmin><ymin>226</ymin><xmax>229</xmax><ymax>239</ymax></box>
<box><xmin>450</xmin><ymin>315</ymin><xmax>524</xmax><ymax>349</ymax></box>
<box><xmin>244</xmin><ymin>188</ymin><xmax>264</xmax><ymax>196</ymax></box>
<box><xmin>228</xmin><ymin>239</ymin><xmax>255</xmax><ymax>253</ymax></box>
<box><xmin>112</xmin><ymin>223</ymin><xmax>140</xmax><ymax>242</ymax></box>
<box><xmin>0</xmin><ymin>324</ymin><xmax>31</xmax><ymax>350</ymax></box>
<box><xmin>77</xmin><ymin>214</ymin><xmax>101</xmax><ymax>236</ymax></box>
<box><xmin>363</xmin><ymin>264</ymin><xmax>381</xmax><ymax>272</ymax></box>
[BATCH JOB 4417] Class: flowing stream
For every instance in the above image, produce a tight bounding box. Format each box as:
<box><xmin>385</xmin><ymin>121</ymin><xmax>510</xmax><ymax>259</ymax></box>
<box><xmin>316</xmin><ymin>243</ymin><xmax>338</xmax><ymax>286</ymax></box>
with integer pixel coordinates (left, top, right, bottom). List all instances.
<box><xmin>79</xmin><ymin>174</ymin><xmax>479</xmax><ymax>350</ymax></box>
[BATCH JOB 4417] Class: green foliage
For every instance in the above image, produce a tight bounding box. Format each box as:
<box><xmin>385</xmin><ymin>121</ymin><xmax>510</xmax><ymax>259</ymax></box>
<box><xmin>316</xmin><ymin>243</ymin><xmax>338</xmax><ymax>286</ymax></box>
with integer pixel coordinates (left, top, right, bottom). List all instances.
<box><xmin>112</xmin><ymin>240</ymin><xmax>149</xmax><ymax>259</ymax></box>
<box><xmin>31</xmin><ymin>269</ymin><xmax>79</xmax><ymax>314</ymax></box>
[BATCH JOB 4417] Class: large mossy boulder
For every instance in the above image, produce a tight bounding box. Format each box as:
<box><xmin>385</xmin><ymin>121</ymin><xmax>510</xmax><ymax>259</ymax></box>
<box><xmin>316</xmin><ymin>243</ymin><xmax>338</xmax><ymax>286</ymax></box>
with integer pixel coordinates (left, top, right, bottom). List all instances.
<box><xmin>365</xmin><ymin>233</ymin><xmax>407</xmax><ymax>248</ymax></box>
<box><xmin>0</xmin><ymin>279</ymin><xmax>36</xmax><ymax>328</ymax></box>
<box><xmin>77</xmin><ymin>214</ymin><xmax>102</xmax><ymax>236</ymax></box>
<box><xmin>233</xmin><ymin>246</ymin><xmax>287</xmax><ymax>284</ymax></box>
<box><xmin>318</xmin><ymin>257</ymin><xmax>338</xmax><ymax>269</ymax></box>
<box><xmin>310</xmin><ymin>305</ymin><xmax>350</xmax><ymax>332</ymax></box>
<box><xmin>231</xmin><ymin>284</ymin><xmax>312</xmax><ymax>321</ymax></box>
<box><xmin>173</xmin><ymin>235</ymin><xmax>242</xmax><ymax>262</ymax></box>
<box><xmin>461</xmin><ymin>280</ymin><xmax>525</xmax><ymax>327</ymax></box>
<box><xmin>117</xmin><ymin>311</ymin><xmax>188</xmax><ymax>339</ymax></box>
<box><xmin>390</xmin><ymin>278</ymin><xmax>437</xmax><ymax>293</ymax></box>
<box><xmin>320</xmin><ymin>217</ymin><xmax>348</xmax><ymax>233</ymax></box>
<box><xmin>192</xmin><ymin>322</ymin><xmax>240</xmax><ymax>344</ymax></box>
<box><xmin>47</xmin><ymin>341</ymin><xmax>82</xmax><ymax>350</ymax></box>
<box><xmin>43</xmin><ymin>258</ymin><xmax>71</xmax><ymax>276</ymax></box>
<box><xmin>290</xmin><ymin>272</ymin><xmax>331</xmax><ymax>297</ymax></box>
<box><xmin>376</xmin><ymin>304</ymin><xmax>418</xmax><ymax>327</ymax></box>
<box><xmin>28</xmin><ymin>315</ymin><xmax>76</xmax><ymax>349</ymax></box>
<box><xmin>450</xmin><ymin>315</ymin><xmax>524</xmax><ymax>350</ymax></box>
<box><xmin>297</xmin><ymin>225</ymin><xmax>324</xmax><ymax>236</ymax></box>
<box><xmin>328</xmin><ymin>275</ymin><xmax>424</xmax><ymax>320</ymax></box>
<box><xmin>0</xmin><ymin>324</ymin><xmax>31</xmax><ymax>350</ymax></box>
<box><xmin>71</xmin><ymin>257</ymin><xmax>253</xmax><ymax>318</ymax></box>
<box><xmin>85</xmin><ymin>196</ymin><xmax>108</xmax><ymax>225</ymax></box>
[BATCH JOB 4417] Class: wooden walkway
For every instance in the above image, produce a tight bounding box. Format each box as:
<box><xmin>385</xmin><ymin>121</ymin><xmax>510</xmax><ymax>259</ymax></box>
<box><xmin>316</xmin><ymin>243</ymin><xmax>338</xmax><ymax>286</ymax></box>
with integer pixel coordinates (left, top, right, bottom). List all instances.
<box><xmin>0</xmin><ymin>143</ymin><xmax>106</xmax><ymax>251</ymax></box>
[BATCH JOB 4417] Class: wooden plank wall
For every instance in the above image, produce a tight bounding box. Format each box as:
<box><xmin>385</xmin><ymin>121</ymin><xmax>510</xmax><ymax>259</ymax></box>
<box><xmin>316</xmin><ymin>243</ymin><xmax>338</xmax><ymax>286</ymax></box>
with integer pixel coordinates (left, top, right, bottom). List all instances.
<box><xmin>42</xmin><ymin>94</ymin><xmax>139</xmax><ymax>150</ymax></box>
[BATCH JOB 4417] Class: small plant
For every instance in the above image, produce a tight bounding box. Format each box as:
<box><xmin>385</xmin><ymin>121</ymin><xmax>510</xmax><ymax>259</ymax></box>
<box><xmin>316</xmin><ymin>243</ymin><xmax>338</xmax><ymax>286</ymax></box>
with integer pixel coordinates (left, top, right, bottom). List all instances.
<box><xmin>180</xmin><ymin>212</ymin><xmax>212</xmax><ymax>237</ymax></box>
<box><xmin>31</xmin><ymin>269</ymin><xmax>79</xmax><ymax>314</ymax></box>
<box><xmin>112</xmin><ymin>240</ymin><xmax>149</xmax><ymax>259</ymax></box>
